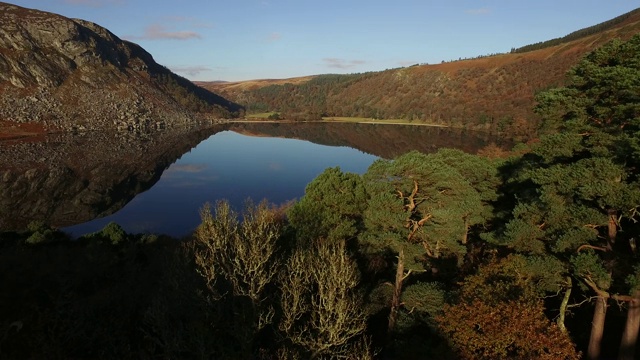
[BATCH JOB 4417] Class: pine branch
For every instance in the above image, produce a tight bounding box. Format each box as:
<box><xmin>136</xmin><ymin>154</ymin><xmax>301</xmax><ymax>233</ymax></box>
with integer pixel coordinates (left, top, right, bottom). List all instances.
<box><xmin>581</xmin><ymin>276</ymin><xmax>634</xmax><ymax>302</ymax></box>
<box><xmin>576</xmin><ymin>244</ymin><xmax>609</xmax><ymax>253</ymax></box>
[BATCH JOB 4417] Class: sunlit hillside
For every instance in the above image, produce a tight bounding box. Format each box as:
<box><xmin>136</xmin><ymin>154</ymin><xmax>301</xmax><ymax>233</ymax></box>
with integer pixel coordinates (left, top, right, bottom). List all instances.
<box><xmin>199</xmin><ymin>8</ymin><xmax>640</xmax><ymax>139</ymax></box>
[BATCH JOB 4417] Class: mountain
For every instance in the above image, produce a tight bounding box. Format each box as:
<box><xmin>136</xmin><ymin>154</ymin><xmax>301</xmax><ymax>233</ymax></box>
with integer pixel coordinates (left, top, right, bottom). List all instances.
<box><xmin>200</xmin><ymin>8</ymin><xmax>640</xmax><ymax>139</ymax></box>
<box><xmin>0</xmin><ymin>3</ymin><xmax>243</xmax><ymax>131</ymax></box>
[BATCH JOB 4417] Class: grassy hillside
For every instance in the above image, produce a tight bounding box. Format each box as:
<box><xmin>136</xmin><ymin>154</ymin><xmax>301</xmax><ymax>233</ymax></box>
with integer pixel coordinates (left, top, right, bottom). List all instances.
<box><xmin>200</xmin><ymin>8</ymin><xmax>640</xmax><ymax>139</ymax></box>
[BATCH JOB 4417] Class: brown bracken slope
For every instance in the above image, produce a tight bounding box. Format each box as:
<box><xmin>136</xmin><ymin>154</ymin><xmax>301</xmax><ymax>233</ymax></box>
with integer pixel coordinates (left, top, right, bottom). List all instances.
<box><xmin>199</xmin><ymin>8</ymin><xmax>640</xmax><ymax>138</ymax></box>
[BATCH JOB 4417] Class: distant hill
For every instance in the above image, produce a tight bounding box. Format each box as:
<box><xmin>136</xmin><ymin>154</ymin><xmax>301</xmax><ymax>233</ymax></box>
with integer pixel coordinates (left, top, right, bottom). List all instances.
<box><xmin>199</xmin><ymin>8</ymin><xmax>640</xmax><ymax>139</ymax></box>
<box><xmin>510</xmin><ymin>8</ymin><xmax>640</xmax><ymax>53</ymax></box>
<box><xmin>0</xmin><ymin>2</ymin><xmax>243</xmax><ymax>131</ymax></box>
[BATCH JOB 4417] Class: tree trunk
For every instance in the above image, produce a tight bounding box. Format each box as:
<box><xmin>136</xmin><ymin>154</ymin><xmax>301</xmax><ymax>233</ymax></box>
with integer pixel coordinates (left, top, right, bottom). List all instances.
<box><xmin>607</xmin><ymin>209</ymin><xmax>617</xmax><ymax>250</ymax></box>
<box><xmin>461</xmin><ymin>217</ymin><xmax>469</xmax><ymax>245</ymax></box>
<box><xmin>619</xmin><ymin>291</ymin><xmax>640</xmax><ymax>360</ymax></box>
<box><xmin>557</xmin><ymin>277</ymin><xmax>572</xmax><ymax>334</ymax></box>
<box><xmin>588</xmin><ymin>296</ymin><xmax>608</xmax><ymax>360</ymax></box>
<box><xmin>388</xmin><ymin>249</ymin><xmax>405</xmax><ymax>335</ymax></box>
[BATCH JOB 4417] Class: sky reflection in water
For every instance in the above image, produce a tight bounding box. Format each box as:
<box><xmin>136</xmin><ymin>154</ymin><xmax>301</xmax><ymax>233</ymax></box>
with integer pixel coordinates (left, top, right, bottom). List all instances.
<box><xmin>64</xmin><ymin>131</ymin><xmax>378</xmax><ymax>237</ymax></box>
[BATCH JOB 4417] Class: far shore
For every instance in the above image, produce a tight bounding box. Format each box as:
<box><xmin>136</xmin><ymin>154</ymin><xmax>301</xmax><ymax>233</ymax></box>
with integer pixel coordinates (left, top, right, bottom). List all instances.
<box><xmin>233</xmin><ymin>116</ymin><xmax>451</xmax><ymax>128</ymax></box>
<box><xmin>0</xmin><ymin>117</ymin><xmax>453</xmax><ymax>143</ymax></box>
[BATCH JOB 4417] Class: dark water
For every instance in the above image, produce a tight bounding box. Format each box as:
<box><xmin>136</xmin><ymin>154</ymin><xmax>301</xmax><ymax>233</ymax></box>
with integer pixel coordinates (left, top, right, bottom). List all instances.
<box><xmin>63</xmin><ymin>130</ymin><xmax>378</xmax><ymax>237</ymax></box>
<box><xmin>0</xmin><ymin>123</ymin><xmax>504</xmax><ymax>237</ymax></box>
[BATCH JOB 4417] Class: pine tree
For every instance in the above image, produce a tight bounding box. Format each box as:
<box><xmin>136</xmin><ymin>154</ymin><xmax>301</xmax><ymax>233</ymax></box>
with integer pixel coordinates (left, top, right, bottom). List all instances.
<box><xmin>498</xmin><ymin>34</ymin><xmax>640</xmax><ymax>360</ymax></box>
<box><xmin>287</xmin><ymin>167</ymin><xmax>368</xmax><ymax>247</ymax></box>
<box><xmin>361</xmin><ymin>150</ymin><xmax>485</xmax><ymax>333</ymax></box>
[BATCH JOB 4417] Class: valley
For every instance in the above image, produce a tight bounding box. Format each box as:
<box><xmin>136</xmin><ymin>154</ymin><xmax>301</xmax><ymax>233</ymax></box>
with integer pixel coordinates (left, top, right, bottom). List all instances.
<box><xmin>0</xmin><ymin>2</ymin><xmax>639</xmax><ymax>359</ymax></box>
<box><xmin>199</xmin><ymin>8</ymin><xmax>640</xmax><ymax>139</ymax></box>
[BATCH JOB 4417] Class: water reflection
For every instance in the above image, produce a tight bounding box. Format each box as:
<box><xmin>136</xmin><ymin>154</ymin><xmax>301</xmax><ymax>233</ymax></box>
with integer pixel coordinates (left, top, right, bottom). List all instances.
<box><xmin>0</xmin><ymin>122</ymin><xmax>504</xmax><ymax>236</ymax></box>
<box><xmin>0</xmin><ymin>125</ymin><xmax>223</xmax><ymax>231</ymax></box>
<box><xmin>227</xmin><ymin>122</ymin><xmax>505</xmax><ymax>159</ymax></box>
<box><xmin>64</xmin><ymin>131</ymin><xmax>378</xmax><ymax>237</ymax></box>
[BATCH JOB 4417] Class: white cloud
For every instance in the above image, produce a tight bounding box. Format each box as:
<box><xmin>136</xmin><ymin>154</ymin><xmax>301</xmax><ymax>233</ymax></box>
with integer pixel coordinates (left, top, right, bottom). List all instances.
<box><xmin>268</xmin><ymin>162</ymin><xmax>283</xmax><ymax>171</ymax></box>
<box><xmin>166</xmin><ymin>164</ymin><xmax>208</xmax><ymax>173</ymax></box>
<box><xmin>266</xmin><ymin>32</ymin><xmax>282</xmax><ymax>42</ymax></box>
<box><xmin>170</xmin><ymin>66</ymin><xmax>212</xmax><ymax>77</ymax></box>
<box><xmin>127</xmin><ymin>24</ymin><xmax>202</xmax><ymax>40</ymax></box>
<box><xmin>323</xmin><ymin>58</ymin><xmax>367</xmax><ymax>69</ymax></box>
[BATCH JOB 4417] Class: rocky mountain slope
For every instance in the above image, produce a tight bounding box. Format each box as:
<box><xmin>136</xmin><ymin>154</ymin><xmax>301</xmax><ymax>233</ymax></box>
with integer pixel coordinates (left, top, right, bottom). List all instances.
<box><xmin>0</xmin><ymin>3</ymin><xmax>242</xmax><ymax>131</ymax></box>
<box><xmin>201</xmin><ymin>8</ymin><xmax>640</xmax><ymax>138</ymax></box>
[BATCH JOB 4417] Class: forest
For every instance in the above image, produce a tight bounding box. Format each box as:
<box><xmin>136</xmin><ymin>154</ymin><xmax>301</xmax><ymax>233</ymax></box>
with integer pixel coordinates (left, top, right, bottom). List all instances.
<box><xmin>0</xmin><ymin>34</ymin><xmax>639</xmax><ymax>359</ymax></box>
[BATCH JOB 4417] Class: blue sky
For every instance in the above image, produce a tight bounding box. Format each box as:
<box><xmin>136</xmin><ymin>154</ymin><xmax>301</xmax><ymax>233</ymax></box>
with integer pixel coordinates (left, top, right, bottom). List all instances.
<box><xmin>9</xmin><ymin>1</ymin><xmax>640</xmax><ymax>81</ymax></box>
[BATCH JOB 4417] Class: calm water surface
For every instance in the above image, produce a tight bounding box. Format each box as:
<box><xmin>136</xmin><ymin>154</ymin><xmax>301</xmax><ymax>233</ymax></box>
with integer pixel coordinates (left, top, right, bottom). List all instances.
<box><xmin>64</xmin><ymin>130</ymin><xmax>378</xmax><ymax>237</ymax></box>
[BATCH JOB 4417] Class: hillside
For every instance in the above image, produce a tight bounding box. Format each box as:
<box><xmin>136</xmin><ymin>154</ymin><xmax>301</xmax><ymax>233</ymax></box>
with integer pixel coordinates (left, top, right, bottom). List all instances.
<box><xmin>200</xmin><ymin>8</ymin><xmax>640</xmax><ymax>138</ymax></box>
<box><xmin>0</xmin><ymin>3</ymin><xmax>243</xmax><ymax>131</ymax></box>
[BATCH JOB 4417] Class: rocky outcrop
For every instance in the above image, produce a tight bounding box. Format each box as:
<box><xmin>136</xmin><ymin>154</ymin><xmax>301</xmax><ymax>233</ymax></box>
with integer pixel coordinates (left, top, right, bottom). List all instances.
<box><xmin>0</xmin><ymin>3</ymin><xmax>242</xmax><ymax>130</ymax></box>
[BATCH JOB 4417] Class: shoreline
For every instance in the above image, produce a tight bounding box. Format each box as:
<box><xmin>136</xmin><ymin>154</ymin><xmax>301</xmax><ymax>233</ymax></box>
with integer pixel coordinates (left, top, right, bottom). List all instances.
<box><xmin>0</xmin><ymin>117</ymin><xmax>472</xmax><ymax>144</ymax></box>
<box><xmin>230</xmin><ymin>118</ymin><xmax>452</xmax><ymax>128</ymax></box>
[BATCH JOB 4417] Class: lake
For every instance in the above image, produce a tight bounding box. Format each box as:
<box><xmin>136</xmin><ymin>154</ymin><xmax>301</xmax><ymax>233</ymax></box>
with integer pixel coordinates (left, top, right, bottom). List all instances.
<box><xmin>0</xmin><ymin>122</ymin><xmax>505</xmax><ymax>237</ymax></box>
<box><xmin>64</xmin><ymin>130</ymin><xmax>378</xmax><ymax>237</ymax></box>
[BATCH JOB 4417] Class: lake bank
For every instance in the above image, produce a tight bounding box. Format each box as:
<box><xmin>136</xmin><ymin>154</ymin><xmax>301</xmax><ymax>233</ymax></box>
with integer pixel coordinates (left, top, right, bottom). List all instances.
<box><xmin>240</xmin><ymin>114</ymin><xmax>451</xmax><ymax>127</ymax></box>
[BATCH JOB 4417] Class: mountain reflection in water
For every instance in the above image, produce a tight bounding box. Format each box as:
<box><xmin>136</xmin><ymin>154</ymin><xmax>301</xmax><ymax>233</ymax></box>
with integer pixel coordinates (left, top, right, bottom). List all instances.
<box><xmin>0</xmin><ymin>123</ymin><xmax>505</xmax><ymax>237</ymax></box>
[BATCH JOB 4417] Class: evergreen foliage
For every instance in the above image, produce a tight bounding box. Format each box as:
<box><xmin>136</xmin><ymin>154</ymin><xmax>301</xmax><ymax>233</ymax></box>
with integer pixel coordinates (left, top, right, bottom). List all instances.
<box><xmin>495</xmin><ymin>33</ymin><xmax>640</xmax><ymax>360</ymax></box>
<box><xmin>83</xmin><ymin>221</ymin><xmax>128</xmax><ymax>245</ymax></box>
<box><xmin>287</xmin><ymin>167</ymin><xmax>367</xmax><ymax>246</ymax></box>
<box><xmin>363</xmin><ymin>151</ymin><xmax>484</xmax><ymax>261</ymax></box>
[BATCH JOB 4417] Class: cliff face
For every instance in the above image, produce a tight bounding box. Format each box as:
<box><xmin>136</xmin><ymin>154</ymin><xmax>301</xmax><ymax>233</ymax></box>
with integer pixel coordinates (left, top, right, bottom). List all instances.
<box><xmin>0</xmin><ymin>3</ymin><xmax>242</xmax><ymax>130</ymax></box>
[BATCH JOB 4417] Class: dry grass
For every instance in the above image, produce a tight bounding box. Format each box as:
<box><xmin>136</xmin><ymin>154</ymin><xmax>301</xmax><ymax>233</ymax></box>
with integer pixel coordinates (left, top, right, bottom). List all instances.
<box><xmin>197</xmin><ymin>76</ymin><xmax>315</xmax><ymax>93</ymax></box>
<box><xmin>321</xmin><ymin>117</ymin><xmax>446</xmax><ymax>127</ymax></box>
<box><xmin>246</xmin><ymin>112</ymin><xmax>278</xmax><ymax>119</ymax></box>
<box><xmin>322</xmin><ymin>116</ymin><xmax>373</xmax><ymax>122</ymax></box>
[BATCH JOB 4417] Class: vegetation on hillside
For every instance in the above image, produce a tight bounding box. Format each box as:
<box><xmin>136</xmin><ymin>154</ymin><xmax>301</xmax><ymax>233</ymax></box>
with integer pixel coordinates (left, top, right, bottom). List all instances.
<box><xmin>511</xmin><ymin>8</ymin><xmax>640</xmax><ymax>53</ymax></box>
<box><xmin>244</xmin><ymin>73</ymin><xmax>371</xmax><ymax>120</ymax></box>
<box><xmin>1</xmin><ymin>34</ymin><xmax>640</xmax><ymax>359</ymax></box>
<box><xmin>204</xmin><ymin>8</ymin><xmax>640</xmax><ymax>139</ymax></box>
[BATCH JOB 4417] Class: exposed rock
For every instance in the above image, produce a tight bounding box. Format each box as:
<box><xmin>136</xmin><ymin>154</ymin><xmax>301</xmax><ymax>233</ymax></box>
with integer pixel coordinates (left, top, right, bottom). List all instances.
<box><xmin>0</xmin><ymin>2</ymin><xmax>243</xmax><ymax>130</ymax></box>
